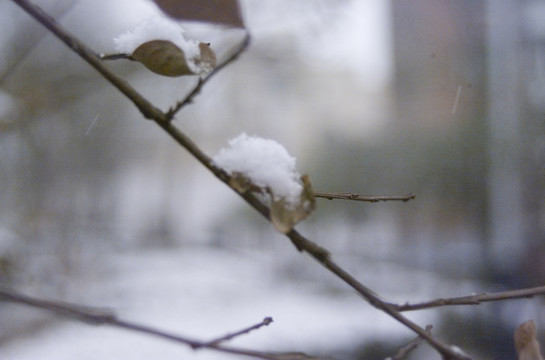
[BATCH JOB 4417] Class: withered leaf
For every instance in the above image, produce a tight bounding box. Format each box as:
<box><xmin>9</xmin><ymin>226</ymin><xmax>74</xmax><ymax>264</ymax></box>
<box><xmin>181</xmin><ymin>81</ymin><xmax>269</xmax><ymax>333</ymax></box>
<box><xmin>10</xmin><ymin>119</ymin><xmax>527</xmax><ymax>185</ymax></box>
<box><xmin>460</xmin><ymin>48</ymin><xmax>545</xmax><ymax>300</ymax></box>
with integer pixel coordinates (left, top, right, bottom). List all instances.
<box><xmin>270</xmin><ymin>174</ymin><xmax>316</xmax><ymax>234</ymax></box>
<box><xmin>194</xmin><ymin>42</ymin><xmax>217</xmax><ymax>73</ymax></box>
<box><xmin>515</xmin><ymin>320</ymin><xmax>544</xmax><ymax>360</ymax></box>
<box><xmin>131</xmin><ymin>40</ymin><xmax>216</xmax><ymax>77</ymax></box>
<box><xmin>153</xmin><ymin>0</ymin><xmax>244</xmax><ymax>28</ymax></box>
<box><xmin>131</xmin><ymin>40</ymin><xmax>193</xmax><ymax>77</ymax></box>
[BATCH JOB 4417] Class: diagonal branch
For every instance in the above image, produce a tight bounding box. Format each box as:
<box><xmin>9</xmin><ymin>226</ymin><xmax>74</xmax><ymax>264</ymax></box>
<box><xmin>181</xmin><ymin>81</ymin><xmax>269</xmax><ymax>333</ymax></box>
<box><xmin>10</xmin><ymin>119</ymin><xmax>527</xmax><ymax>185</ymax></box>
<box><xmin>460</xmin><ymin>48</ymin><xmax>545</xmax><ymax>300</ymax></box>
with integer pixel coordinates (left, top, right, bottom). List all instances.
<box><xmin>9</xmin><ymin>1</ymin><xmax>471</xmax><ymax>359</ymax></box>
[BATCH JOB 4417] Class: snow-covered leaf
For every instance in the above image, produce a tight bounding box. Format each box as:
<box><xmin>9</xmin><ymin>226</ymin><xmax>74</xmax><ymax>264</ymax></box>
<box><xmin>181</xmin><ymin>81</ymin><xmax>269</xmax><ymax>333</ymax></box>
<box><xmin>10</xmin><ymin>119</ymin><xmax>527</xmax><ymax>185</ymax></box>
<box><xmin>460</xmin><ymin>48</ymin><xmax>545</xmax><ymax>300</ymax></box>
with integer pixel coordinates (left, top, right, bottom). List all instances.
<box><xmin>114</xmin><ymin>18</ymin><xmax>216</xmax><ymax>76</ymax></box>
<box><xmin>153</xmin><ymin>0</ymin><xmax>244</xmax><ymax>28</ymax></box>
<box><xmin>213</xmin><ymin>134</ymin><xmax>316</xmax><ymax>232</ymax></box>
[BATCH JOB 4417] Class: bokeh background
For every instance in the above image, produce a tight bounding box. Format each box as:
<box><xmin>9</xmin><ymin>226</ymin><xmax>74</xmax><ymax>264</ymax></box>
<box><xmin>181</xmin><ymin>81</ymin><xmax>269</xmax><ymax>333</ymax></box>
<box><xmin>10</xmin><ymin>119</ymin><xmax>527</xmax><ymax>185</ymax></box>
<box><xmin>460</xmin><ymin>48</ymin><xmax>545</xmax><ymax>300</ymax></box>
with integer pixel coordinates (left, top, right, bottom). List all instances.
<box><xmin>1</xmin><ymin>0</ymin><xmax>544</xmax><ymax>359</ymax></box>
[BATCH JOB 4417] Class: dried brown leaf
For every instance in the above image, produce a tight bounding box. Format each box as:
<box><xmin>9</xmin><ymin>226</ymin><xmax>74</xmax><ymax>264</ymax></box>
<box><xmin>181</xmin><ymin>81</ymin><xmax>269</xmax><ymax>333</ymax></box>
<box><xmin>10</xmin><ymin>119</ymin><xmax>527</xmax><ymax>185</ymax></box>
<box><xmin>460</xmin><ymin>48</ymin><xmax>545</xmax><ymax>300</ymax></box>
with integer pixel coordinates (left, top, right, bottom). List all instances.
<box><xmin>130</xmin><ymin>40</ymin><xmax>216</xmax><ymax>77</ymax></box>
<box><xmin>153</xmin><ymin>0</ymin><xmax>244</xmax><ymax>28</ymax></box>
<box><xmin>515</xmin><ymin>320</ymin><xmax>544</xmax><ymax>360</ymax></box>
<box><xmin>131</xmin><ymin>40</ymin><xmax>193</xmax><ymax>77</ymax></box>
<box><xmin>270</xmin><ymin>175</ymin><xmax>316</xmax><ymax>234</ymax></box>
<box><xmin>195</xmin><ymin>42</ymin><xmax>217</xmax><ymax>73</ymax></box>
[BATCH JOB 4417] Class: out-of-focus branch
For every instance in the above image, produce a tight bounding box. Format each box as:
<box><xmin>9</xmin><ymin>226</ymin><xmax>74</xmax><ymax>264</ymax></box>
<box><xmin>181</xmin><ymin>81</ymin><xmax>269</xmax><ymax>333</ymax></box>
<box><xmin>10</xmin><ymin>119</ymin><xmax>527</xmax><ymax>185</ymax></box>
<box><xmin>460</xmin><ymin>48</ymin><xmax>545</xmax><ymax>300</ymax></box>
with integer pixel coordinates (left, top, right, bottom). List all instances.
<box><xmin>390</xmin><ymin>285</ymin><xmax>545</xmax><ymax>312</ymax></box>
<box><xmin>9</xmin><ymin>1</ymin><xmax>471</xmax><ymax>359</ymax></box>
<box><xmin>314</xmin><ymin>192</ymin><xmax>415</xmax><ymax>203</ymax></box>
<box><xmin>0</xmin><ymin>288</ymin><xmax>280</xmax><ymax>360</ymax></box>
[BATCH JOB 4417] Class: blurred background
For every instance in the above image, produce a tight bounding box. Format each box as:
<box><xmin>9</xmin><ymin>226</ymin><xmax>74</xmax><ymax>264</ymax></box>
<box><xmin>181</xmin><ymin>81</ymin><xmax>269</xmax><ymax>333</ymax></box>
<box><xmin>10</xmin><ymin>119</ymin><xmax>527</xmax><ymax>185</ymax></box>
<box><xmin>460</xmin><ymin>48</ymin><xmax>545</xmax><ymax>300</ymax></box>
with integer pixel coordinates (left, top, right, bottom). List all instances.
<box><xmin>0</xmin><ymin>0</ymin><xmax>544</xmax><ymax>359</ymax></box>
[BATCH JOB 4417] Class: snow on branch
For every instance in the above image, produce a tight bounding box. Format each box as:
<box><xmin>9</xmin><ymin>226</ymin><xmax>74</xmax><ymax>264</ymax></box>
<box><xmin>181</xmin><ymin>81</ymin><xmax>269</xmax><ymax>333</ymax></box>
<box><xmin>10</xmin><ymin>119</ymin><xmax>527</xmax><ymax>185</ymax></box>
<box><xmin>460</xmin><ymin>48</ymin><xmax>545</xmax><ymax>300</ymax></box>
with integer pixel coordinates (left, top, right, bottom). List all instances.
<box><xmin>213</xmin><ymin>133</ymin><xmax>303</xmax><ymax>205</ymax></box>
<box><xmin>213</xmin><ymin>133</ymin><xmax>316</xmax><ymax>233</ymax></box>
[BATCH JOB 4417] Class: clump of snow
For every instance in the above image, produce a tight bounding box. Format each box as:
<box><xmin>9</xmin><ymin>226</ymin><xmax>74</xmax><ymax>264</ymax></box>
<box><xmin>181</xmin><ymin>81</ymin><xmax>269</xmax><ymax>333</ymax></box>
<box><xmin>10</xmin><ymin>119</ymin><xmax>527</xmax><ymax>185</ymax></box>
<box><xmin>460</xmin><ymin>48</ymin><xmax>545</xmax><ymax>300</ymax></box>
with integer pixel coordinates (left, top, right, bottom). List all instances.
<box><xmin>212</xmin><ymin>133</ymin><xmax>303</xmax><ymax>205</ymax></box>
<box><xmin>114</xmin><ymin>17</ymin><xmax>201</xmax><ymax>72</ymax></box>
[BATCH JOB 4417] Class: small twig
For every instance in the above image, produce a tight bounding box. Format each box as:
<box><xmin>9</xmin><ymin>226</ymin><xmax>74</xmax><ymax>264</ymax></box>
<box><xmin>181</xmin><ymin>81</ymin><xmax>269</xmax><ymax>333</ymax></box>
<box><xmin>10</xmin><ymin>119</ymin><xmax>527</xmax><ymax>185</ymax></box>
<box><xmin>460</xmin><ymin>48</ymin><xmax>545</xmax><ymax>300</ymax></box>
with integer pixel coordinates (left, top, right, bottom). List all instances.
<box><xmin>314</xmin><ymin>192</ymin><xmax>415</xmax><ymax>203</ymax></box>
<box><xmin>391</xmin><ymin>324</ymin><xmax>433</xmax><ymax>360</ymax></box>
<box><xmin>166</xmin><ymin>33</ymin><xmax>251</xmax><ymax>120</ymax></box>
<box><xmin>390</xmin><ymin>285</ymin><xmax>545</xmax><ymax>312</ymax></box>
<box><xmin>200</xmin><ymin>317</ymin><xmax>273</xmax><ymax>348</ymax></box>
<box><xmin>100</xmin><ymin>53</ymin><xmax>133</xmax><ymax>61</ymax></box>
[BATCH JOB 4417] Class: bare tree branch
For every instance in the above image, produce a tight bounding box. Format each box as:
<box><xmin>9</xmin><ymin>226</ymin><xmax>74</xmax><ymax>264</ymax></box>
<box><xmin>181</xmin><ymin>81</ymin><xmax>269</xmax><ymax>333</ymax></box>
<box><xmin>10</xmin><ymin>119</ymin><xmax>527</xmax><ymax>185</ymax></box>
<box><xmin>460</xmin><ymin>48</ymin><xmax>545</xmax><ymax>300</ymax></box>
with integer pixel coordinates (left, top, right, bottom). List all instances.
<box><xmin>0</xmin><ymin>288</ymin><xmax>283</xmax><ymax>360</ymax></box>
<box><xmin>314</xmin><ymin>192</ymin><xmax>416</xmax><ymax>203</ymax></box>
<box><xmin>9</xmin><ymin>1</ymin><xmax>471</xmax><ymax>359</ymax></box>
<box><xmin>299</xmin><ymin>244</ymin><xmax>469</xmax><ymax>360</ymax></box>
<box><xmin>390</xmin><ymin>285</ymin><xmax>545</xmax><ymax>312</ymax></box>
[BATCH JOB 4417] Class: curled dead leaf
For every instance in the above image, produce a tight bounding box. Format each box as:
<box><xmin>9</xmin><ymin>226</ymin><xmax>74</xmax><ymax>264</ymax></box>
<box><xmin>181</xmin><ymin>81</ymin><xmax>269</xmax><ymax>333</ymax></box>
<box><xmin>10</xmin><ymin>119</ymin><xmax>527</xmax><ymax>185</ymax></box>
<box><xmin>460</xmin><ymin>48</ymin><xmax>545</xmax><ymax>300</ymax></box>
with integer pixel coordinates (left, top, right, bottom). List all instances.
<box><xmin>270</xmin><ymin>174</ymin><xmax>316</xmax><ymax>234</ymax></box>
<box><xmin>194</xmin><ymin>42</ymin><xmax>217</xmax><ymax>73</ymax></box>
<box><xmin>515</xmin><ymin>320</ymin><xmax>544</xmax><ymax>360</ymax></box>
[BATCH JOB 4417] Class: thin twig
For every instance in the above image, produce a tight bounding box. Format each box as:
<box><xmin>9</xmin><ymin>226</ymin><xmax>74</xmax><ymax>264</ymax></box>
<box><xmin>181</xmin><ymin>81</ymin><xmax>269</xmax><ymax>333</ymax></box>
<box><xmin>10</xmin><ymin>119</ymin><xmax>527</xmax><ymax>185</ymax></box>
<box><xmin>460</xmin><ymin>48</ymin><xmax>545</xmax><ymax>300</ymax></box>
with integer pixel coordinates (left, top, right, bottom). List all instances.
<box><xmin>314</xmin><ymin>192</ymin><xmax>415</xmax><ymax>203</ymax></box>
<box><xmin>166</xmin><ymin>33</ymin><xmax>251</xmax><ymax>120</ymax></box>
<box><xmin>201</xmin><ymin>317</ymin><xmax>273</xmax><ymax>348</ymax></box>
<box><xmin>391</xmin><ymin>324</ymin><xmax>433</xmax><ymax>360</ymax></box>
<box><xmin>10</xmin><ymin>2</ymin><xmax>471</xmax><ymax>359</ymax></box>
<box><xmin>390</xmin><ymin>285</ymin><xmax>545</xmax><ymax>312</ymax></box>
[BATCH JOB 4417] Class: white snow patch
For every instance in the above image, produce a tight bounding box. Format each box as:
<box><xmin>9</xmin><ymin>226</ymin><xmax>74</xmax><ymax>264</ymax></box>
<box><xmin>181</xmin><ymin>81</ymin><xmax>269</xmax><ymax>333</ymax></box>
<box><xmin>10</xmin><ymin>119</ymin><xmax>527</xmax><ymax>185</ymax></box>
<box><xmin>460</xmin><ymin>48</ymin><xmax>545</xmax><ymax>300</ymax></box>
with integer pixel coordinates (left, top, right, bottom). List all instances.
<box><xmin>212</xmin><ymin>133</ymin><xmax>303</xmax><ymax>205</ymax></box>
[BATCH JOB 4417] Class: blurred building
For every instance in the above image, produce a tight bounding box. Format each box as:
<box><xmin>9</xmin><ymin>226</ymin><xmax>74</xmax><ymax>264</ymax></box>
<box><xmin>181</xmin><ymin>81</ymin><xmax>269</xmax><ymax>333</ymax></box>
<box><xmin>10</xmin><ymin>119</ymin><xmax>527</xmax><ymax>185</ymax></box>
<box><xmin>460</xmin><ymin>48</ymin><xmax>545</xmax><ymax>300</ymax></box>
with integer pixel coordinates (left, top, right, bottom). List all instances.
<box><xmin>391</xmin><ymin>0</ymin><xmax>545</xmax><ymax>283</ymax></box>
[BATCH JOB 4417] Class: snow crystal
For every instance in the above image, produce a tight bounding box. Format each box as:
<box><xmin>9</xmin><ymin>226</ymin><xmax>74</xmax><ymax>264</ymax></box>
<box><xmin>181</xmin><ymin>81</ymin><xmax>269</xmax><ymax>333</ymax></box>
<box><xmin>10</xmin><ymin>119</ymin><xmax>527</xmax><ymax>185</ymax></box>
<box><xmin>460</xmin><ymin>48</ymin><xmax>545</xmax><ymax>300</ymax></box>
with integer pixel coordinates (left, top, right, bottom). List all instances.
<box><xmin>212</xmin><ymin>133</ymin><xmax>303</xmax><ymax>205</ymax></box>
<box><xmin>114</xmin><ymin>17</ymin><xmax>201</xmax><ymax>72</ymax></box>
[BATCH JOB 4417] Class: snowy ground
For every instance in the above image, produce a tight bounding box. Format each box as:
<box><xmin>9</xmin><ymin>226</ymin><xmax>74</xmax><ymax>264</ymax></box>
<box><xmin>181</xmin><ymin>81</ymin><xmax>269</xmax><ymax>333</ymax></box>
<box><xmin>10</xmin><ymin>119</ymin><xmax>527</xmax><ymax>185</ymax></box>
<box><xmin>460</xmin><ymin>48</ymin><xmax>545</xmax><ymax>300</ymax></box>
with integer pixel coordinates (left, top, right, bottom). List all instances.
<box><xmin>0</xmin><ymin>244</ymin><xmax>450</xmax><ymax>360</ymax></box>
